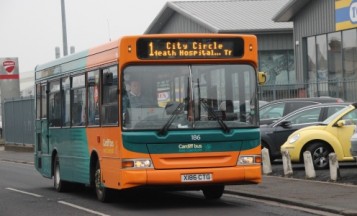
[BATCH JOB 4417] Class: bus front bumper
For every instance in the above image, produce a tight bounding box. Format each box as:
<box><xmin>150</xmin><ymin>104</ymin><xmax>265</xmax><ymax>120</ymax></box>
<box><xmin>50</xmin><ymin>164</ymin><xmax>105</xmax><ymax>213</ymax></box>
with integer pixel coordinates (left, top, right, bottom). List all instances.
<box><xmin>119</xmin><ymin>165</ymin><xmax>261</xmax><ymax>190</ymax></box>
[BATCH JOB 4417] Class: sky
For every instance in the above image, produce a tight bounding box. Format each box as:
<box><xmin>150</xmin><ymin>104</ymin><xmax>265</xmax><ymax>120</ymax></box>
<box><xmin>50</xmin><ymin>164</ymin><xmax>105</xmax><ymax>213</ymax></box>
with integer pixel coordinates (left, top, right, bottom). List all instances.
<box><xmin>0</xmin><ymin>0</ymin><xmax>194</xmax><ymax>74</ymax></box>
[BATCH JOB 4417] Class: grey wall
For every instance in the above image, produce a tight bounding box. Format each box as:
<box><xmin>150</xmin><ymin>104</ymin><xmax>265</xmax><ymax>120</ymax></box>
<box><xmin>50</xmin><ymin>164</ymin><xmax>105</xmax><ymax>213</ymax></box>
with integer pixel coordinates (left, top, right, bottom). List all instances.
<box><xmin>159</xmin><ymin>13</ymin><xmax>212</xmax><ymax>33</ymax></box>
<box><xmin>3</xmin><ymin>97</ymin><xmax>34</xmax><ymax>145</ymax></box>
<box><xmin>157</xmin><ymin>13</ymin><xmax>293</xmax><ymax>53</ymax></box>
<box><xmin>293</xmin><ymin>0</ymin><xmax>335</xmax><ymax>81</ymax></box>
<box><xmin>258</xmin><ymin>33</ymin><xmax>293</xmax><ymax>51</ymax></box>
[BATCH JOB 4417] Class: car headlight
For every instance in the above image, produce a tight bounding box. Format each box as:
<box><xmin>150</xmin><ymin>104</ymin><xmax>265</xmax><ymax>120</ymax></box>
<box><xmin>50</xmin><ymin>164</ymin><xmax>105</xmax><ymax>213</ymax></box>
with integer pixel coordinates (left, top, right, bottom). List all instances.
<box><xmin>289</xmin><ymin>133</ymin><xmax>300</xmax><ymax>144</ymax></box>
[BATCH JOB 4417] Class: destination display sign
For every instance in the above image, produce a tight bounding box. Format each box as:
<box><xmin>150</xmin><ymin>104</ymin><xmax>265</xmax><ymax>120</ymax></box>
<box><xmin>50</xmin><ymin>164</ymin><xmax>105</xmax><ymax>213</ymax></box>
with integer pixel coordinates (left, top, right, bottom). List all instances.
<box><xmin>136</xmin><ymin>38</ymin><xmax>244</xmax><ymax>59</ymax></box>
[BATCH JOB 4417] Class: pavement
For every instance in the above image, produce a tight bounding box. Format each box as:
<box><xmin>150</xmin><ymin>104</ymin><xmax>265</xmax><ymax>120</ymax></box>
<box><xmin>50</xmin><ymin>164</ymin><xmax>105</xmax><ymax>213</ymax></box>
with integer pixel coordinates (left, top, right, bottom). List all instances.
<box><xmin>1</xmin><ymin>147</ymin><xmax>357</xmax><ymax>215</ymax></box>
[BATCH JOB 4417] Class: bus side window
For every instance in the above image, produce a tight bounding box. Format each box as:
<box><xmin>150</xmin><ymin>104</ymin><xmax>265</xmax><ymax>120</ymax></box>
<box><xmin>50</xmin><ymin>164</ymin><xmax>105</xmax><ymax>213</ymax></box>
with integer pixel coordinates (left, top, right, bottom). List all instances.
<box><xmin>87</xmin><ymin>70</ymin><xmax>100</xmax><ymax>126</ymax></box>
<box><xmin>71</xmin><ymin>75</ymin><xmax>86</xmax><ymax>126</ymax></box>
<box><xmin>41</xmin><ymin>84</ymin><xmax>47</xmax><ymax>119</ymax></box>
<box><xmin>36</xmin><ymin>84</ymin><xmax>41</xmax><ymax>119</ymax></box>
<box><xmin>49</xmin><ymin>80</ymin><xmax>61</xmax><ymax>127</ymax></box>
<box><xmin>101</xmin><ymin>66</ymin><xmax>119</xmax><ymax>125</ymax></box>
<box><xmin>62</xmin><ymin>77</ymin><xmax>71</xmax><ymax>127</ymax></box>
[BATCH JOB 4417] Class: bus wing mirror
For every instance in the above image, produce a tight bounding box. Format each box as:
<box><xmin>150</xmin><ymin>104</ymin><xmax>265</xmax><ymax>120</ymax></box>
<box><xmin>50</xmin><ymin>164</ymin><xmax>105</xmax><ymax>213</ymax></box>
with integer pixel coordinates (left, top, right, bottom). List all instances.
<box><xmin>258</xmin><ymin>72</ymin><xmax>266</xmax><ymax>85</ymax></box>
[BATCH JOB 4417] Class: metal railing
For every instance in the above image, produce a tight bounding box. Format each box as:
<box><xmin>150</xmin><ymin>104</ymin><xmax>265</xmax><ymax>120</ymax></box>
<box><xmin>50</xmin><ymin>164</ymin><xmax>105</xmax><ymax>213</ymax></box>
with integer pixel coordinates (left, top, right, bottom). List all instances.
<box><xmin>258</xmin><ymin>79</ymin><xmax>357</xmax><ymax>102</ymax></box>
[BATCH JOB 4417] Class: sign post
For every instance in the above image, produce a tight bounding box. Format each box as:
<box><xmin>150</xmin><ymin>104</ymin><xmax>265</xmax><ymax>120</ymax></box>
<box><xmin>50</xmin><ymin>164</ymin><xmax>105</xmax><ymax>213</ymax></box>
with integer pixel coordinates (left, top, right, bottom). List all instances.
<box><xmin>0</xmin><ymin>57</ymin><xmax>20</xmax><ymax>139</ymax></box>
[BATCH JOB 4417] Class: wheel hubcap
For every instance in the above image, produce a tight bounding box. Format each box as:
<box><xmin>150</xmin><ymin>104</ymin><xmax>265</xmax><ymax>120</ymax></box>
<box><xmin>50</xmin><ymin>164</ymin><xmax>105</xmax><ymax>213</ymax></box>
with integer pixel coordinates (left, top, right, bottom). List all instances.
<box><xmin>55</xmin><ymin>165</ymin><xmax>60</xmax><ymax>187</ymax></box>
<box><xmin>313</xmin><ymin>147</ymin><xmax>328</xmax><ymax>168</ymax></box>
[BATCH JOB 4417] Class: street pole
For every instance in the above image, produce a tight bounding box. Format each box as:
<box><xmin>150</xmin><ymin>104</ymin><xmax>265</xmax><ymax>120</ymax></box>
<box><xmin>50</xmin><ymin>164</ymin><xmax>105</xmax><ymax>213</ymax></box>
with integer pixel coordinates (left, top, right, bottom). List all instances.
<box><xmin>61</xmin><ymin>0</ymin><xmax>68</xmax><ymax>56</ymax></box>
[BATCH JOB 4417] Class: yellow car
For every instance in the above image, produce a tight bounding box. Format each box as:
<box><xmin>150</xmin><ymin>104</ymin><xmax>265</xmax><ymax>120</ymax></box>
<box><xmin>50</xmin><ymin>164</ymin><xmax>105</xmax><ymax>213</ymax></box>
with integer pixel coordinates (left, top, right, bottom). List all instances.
<box><xmin>281</xmin><ymin>103</ymin><xmax>357</xmax><ymax>169</ymax></box>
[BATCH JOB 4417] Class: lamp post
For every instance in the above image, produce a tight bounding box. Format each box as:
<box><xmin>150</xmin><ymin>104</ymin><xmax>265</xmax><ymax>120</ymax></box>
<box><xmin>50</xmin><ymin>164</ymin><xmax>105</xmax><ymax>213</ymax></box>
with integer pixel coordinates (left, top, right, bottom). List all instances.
<box><xmin>61</xmin><ymin>0</ymin><xmax>68</xmax><ymax>56</ymax></box>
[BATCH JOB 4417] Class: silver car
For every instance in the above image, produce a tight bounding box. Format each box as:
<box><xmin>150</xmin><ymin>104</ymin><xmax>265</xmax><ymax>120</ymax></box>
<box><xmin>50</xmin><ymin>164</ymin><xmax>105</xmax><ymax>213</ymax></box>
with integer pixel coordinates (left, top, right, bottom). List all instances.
<box><xmin>350</xmin><ymin>130</ymin><xmax>357</xmax><ymax>159</ymax></box>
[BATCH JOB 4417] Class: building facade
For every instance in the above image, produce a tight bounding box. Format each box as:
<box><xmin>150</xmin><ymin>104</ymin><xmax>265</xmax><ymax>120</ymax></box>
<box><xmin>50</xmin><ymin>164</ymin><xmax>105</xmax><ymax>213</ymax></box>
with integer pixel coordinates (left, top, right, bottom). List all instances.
<box><xmin>274</xmin><ymin>0</ymin><xmax>357</xmax><ymax>101</ymax></box>
<box><xmin>145</xmin><ymin>0</ymin><xmax>295</xmax><ymax>91</ymax></box>
<box><xmin>146</xmin><ymin>0</ymin><xmax>357</xmax><ymax>102</ymax></box>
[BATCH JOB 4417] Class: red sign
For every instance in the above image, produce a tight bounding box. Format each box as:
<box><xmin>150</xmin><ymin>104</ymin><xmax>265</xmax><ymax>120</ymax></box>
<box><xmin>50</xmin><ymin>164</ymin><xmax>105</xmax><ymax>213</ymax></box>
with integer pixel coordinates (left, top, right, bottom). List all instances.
<box><xmin>3</xmin><ymin>60</ymin><xmax>15</xmax><ymax>73</ymax></box>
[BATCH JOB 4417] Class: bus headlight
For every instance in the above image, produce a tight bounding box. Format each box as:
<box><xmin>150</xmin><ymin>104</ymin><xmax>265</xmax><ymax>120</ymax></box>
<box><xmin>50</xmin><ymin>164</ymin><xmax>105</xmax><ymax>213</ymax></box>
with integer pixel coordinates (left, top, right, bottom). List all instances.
<box><xmin>237</xmin><ymin>155</ymin><xmax>261</xmax><ymax>165</ymax></box>
<box><xmin>122</xmin><ymin>159</ymin><xmax>154</xmax><ymax>169</ymax></box>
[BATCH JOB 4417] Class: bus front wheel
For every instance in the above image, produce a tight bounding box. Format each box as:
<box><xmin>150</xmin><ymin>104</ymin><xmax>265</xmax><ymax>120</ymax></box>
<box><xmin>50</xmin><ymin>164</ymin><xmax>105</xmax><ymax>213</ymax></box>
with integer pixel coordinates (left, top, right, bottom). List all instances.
<box><xmin>95</xmin><ymin>160</ymin><xmax>112</xmax><ymax>202</ymax></box>
<box><xmin>202</xmin><ymin>185</ymin><xmax>224</xmax><ymax>200</ymax></box>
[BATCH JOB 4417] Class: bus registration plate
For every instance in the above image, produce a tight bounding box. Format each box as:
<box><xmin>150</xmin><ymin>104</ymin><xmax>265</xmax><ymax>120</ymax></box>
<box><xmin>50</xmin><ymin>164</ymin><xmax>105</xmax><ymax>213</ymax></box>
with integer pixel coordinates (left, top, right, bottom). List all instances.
<box><xmin>181</xmin><ymin>173</ymin><xmax>212</xmax><ymax>182</ymax></box>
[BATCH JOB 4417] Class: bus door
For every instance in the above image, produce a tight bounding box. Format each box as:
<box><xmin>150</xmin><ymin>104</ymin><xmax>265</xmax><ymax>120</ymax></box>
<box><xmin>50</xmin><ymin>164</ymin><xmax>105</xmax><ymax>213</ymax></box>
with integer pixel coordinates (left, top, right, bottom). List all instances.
<box><xmin>35</xmin><ymin>83</ymin><xmax>51</xmax><ymax>178</ymax></box>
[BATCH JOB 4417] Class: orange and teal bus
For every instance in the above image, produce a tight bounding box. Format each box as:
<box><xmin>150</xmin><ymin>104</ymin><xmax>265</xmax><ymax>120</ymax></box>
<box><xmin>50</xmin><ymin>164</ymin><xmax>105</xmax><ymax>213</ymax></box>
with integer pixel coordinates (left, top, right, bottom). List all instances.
<box><xmin>34</xmin><ymin>34</ymin><xmax>266</xmax><ymax>202</ymax></box>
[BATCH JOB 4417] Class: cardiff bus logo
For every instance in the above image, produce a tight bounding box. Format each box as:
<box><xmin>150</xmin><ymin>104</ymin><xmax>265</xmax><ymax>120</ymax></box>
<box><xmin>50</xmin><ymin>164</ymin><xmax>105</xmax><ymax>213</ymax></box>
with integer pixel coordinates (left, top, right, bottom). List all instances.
<box><xmin>3</xmin><ymin>60</ymin><xmax>16</xmax><ymax>73</ymax></box>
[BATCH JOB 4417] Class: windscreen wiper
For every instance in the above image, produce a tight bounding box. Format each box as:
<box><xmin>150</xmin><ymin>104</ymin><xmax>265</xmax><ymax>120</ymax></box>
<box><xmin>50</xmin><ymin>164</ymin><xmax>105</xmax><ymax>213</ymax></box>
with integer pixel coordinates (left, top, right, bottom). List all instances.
<box><xmin>158</xmin><ymin>102</ymin><xmax>185</xmax><ymax>136</ymax></box>
<box><xmin>200</xmin><ymin>99</ymin><xmax>230</xmax><ymax>133</ymax></box>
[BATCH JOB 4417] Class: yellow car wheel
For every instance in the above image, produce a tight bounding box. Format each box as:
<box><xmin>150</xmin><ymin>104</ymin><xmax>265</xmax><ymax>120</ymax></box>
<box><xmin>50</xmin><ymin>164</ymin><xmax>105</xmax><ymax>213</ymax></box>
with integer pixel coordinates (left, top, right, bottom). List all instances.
<box><xmin>306</xmin><ymin>142</ymin><xmax>333</xmax><ymax>170</ymax></box>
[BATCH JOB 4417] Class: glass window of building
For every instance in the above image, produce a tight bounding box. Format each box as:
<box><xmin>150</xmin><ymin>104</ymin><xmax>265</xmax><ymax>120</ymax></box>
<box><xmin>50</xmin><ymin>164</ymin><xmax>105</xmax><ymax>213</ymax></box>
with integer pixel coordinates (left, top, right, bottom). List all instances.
<box><xmin>327</xmin><ymin>32</ymin><xmax>342</xmax><ymax>98</ymax></box>
<box><xmin>316</xmin><ymin>35</ymin><xmax>328</xmax><ymax>82</ymax></box>
<box><xmin>316</xmin><ymin>35</ymin><xmax>328</xmax><ymax>96</ymax></box>
<box><xmin>342</xmin><ymin>29</ymin><xmax>357</xmax><ymax>79</ymax></box>
<box><xmin>307</xmin><ymin>36</ymin><xmax>317</xmax><ymax>83</ymax></box>
<box><xmin>307</xmin><ymin>36</ymin><xmax>318</xmax><ymax>97</ymax></box>
<box><xmin>303</xmin><ymin>28</ymin><xmax>357</xmax><ymax>101</ymax></box>
<box><xmin>328</xmin><ymin>32</ymin><xmax>342</xmax><ymax>80</ymax></box>
<box><xmin>259</xmin><ymin>50</ymin><xmax>295</xmax><ymax>85</ymax></box>
<box><xmin>342</xmin><ymin>29</ymin><xmax>357</xmax><ymax>102</ymax></box>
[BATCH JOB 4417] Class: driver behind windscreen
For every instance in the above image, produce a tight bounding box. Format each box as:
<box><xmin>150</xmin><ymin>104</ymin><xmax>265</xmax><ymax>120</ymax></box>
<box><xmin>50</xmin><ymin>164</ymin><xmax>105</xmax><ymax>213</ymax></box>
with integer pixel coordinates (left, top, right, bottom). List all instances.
<box><xmin>127</xmin><ymin>79</ymin><xmax>155</xmax><ymax>108</ymax></box>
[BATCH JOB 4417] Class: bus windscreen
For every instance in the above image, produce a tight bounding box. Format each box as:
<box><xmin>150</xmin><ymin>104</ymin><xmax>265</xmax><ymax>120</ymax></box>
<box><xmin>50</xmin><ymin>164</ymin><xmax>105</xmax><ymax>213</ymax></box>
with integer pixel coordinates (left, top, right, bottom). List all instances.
<box><xmin>136</xmin><ymin>37</ymin><xmax>244</xmax><ymax>59</ymax></box>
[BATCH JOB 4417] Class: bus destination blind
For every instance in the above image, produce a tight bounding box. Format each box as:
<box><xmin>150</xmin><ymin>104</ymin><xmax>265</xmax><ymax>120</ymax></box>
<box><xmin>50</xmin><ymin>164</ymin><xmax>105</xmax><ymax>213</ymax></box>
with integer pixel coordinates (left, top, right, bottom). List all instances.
<box><xmin>137</xmin><ymin>38</ymin><xmax>244</xmax><ymax>59</ymax></box>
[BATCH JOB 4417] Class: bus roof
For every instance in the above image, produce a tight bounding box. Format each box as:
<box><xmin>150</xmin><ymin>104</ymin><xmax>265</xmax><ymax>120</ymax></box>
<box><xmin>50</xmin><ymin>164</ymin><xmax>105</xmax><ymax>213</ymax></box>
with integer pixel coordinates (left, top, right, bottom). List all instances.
<box><xmin>34</xmin><ymin>39</ymin><xmax>119</xmax><ymax>81</ymax></box>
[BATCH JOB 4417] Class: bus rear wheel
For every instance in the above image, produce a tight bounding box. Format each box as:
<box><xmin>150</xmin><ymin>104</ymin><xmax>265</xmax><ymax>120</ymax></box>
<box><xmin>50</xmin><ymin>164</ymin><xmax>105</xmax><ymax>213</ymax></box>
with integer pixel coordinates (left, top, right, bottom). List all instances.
<box><xmin>95</xmin><ymin>161</ymin><xmax>112</xmax><ymax>202</ymax></box>
<box><xmin>202</xmin><ymin>185</ymin><xmax>224</xmax><ymax>200</ymax></box>
<box><xmin>54</xmin><ymin>155</ymin><xmax>69</xmax><ymax>192</ymax></box>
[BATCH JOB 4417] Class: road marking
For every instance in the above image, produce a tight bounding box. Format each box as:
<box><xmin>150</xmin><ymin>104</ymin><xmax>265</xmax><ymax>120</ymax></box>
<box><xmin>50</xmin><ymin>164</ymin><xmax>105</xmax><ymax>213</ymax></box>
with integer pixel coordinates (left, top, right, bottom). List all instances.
<box><xmin>6</xmin><ymin>188</ymin><xmax>43</xmax><ymax>198</ymax></box>
<box><xmin>224</xmin><ymin>193</ymin><xmax>342</xmax><ymax>216</ymax></box>
<box><xmin>266</xmin><ymin>175</ymin><xmax>357</xmax><ymax>188</ymax></box>
<box><xmin>58</xmin><ymin>201</ymin><xmax>110</xmax><ymax>216</ymax></box>
<box><xmin>179</xmin><ymin>191</ymin><xmax>342</xmax><ymax>216</ymax></box>
<box><xmin>0</xmin><ymin>160</ymin><xmax>34</xmax><ymax>166</ymax></box>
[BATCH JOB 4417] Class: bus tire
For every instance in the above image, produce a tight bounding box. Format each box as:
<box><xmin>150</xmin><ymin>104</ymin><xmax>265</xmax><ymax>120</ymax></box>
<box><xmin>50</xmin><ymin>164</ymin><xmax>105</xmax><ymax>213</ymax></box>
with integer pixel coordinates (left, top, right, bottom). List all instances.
<box><xmin>95</xmin><ymin>160</ymin><xmax>112</xmax><ymax>202</ymax></box>
<box><xmin>54</xmin><ymin>155</ymin><xmax>69</xmax><ymax>192</ymax></box>
<box><xmin>202</xmin><ymin>185</ymin><xmax>224</xmax><ymax>200</ymax></box>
